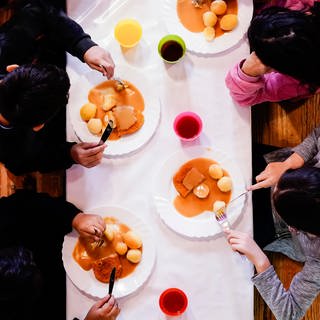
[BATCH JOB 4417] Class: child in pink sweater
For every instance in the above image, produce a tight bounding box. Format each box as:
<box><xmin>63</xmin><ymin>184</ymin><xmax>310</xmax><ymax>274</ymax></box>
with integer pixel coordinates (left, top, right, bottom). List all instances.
<box><xmin>225</xmin><ymin>1</ymin><xmax>320</xmax><ymax>107</ymax></box>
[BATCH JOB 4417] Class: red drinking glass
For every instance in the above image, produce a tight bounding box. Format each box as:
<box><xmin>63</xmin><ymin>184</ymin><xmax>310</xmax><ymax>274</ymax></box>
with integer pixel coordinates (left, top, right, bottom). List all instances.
<box><xmin>159</xmin><ymin>288</ymin><xmax>188</xmax><ymax>317</ymax></box>
<box><xmin>173</xmin><ymin>112</ymin><xmax>203</xmax><ymax>141</ymax></box>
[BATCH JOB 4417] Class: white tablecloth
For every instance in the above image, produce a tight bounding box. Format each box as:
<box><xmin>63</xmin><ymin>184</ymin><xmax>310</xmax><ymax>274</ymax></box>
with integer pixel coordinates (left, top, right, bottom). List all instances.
<box><xmin>66</xmin><ymin>1</ymin><xmax>254</xmax><ymax>319</ymax></box>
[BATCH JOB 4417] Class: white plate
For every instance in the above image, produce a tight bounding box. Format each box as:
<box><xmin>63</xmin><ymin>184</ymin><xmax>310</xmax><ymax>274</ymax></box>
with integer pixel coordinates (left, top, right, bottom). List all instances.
<box><xmin>62</xmin><ymin>206</ymin><xmax>156</xmax><ymax>299</ymax></box>
<box><xmin>68</xmin><ymin>66</ymin><xmax>161</xmax><ymax>157</ymax></box>
<box><xmin>153</xmin><ymin>146</ymin><xmax>246</xmax><ymax>238</ymax></box>
<box><xmin>163</xmin><ymin>0</ymin><xmax>253</xmax><ymax>54</ymax></box>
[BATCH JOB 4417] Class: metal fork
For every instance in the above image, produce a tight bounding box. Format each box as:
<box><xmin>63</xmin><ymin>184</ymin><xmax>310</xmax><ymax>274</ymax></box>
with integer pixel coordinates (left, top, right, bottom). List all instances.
<box><xmin>99</xmin><ymin>64</ymin><xmax>127</xmax><ymax>91</ymax></box>
<box><xmin>93</xmin><ymin>227</ymin><xmax>104</xmax><ymax>248</ymax></box>
<box><xmin>214</xmin><ymin>207</ymin><xmax>248</xmax><ymax>261</ymax></box>
<box><xmin>214</xmin><ymin>207</ymin><xmax>231</xmax><ymax>232</ymax></box>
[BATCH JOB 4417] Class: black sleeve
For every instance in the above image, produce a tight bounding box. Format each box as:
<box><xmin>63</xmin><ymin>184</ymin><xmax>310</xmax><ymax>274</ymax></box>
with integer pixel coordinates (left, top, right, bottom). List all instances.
<box><xmin>0</xmin><ymin>190</ymin><xmax>81</xmax><ymax>249</ymax></box>
<box><xmin>25</xmin><ymin>0</ymin><xmax>97</xmax><ymax>61</ymax></box>
<box><xmin>36</xmin><ymin>141</ymin><xmax>77</xmax><ymax>173</ymax></box>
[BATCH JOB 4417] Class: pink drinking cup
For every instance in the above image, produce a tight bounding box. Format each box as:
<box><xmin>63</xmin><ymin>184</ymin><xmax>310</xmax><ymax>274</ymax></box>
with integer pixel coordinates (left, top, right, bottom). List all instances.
<box><xmin>173</xmin><ymin>111</ymin><xmax>203</xmax><ymax>141</ymax></box>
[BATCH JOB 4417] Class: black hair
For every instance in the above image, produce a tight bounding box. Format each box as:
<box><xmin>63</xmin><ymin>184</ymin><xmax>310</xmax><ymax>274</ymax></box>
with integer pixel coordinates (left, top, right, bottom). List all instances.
<box><xmin>273</xmin><ymin>166</ymin><xmax>320</xmax><ymax>236</ymax></box>
<box><xmin>0</xmin><ymin>64</ymin><xmax>70</xmax><ymax>127</ymax></box>
<box><xmin>0</xmin><ymin>247</ymin><xmax>42</xmax><ymax>319</ymax></box>
<box><xmin>0</xmin><ymin>0</ymin><xmax>23</xmax><ymax>9</ymax></box>
<box><xmin>248</xmin><ymin>4</ymin><xmax>320</xmax><ymax>90</ymax></box>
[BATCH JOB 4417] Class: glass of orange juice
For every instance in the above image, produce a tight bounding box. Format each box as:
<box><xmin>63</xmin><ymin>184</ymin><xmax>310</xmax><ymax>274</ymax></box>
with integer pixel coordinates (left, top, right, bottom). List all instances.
<box><xmin>114</xmin><ymin>19</ymin><xmax>142</xmax><ymax>48</ymax></box>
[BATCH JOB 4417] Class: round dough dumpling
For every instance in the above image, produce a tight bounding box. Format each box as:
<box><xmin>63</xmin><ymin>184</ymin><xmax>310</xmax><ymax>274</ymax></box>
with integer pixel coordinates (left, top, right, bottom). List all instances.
<box><xmin>209</xmin><ymin>164</ymin><xmax>224</xmax><ymax>179</ymax></box>
<box><xmin>126</xmin><ymin>249</ymin><xmax>142</xmax><ymax>264</ymax></box>
<box><xmin>193</xmin><ymin>183</ymin><xmax>210</xmax><ymax>198</ymax></box>
<box><xmin>203</xmin><ymin>27</ymin><xmax>215</xmax><ymax>42</ymax></box>
<box><xmin>217</xmin><ymin>176</ymin><xmax>232</xmax><ymax>192</ymax></box>
<box><xmin>80</xmin><ymin>102</ymin><xmax>97</xmax><ymax>121</ymax></box>
<box><xmin>220</xmin><ymin>14</ymin><xmax>238</xmax><ymax>31</ymax></box>
<box><xmin>123</xmin><ymin>231</ymin><xmax>142</xmax><ymax>249</ymax></box>
<box><xmin>213</xmin><ymin>200</ymin><xmax>226</xmax><ymax>213</ymax></box>
<box><xmin>210</xmin><ymin>0</ymin><xmax>227</xmax><ymax>15</ymax></box>
<box><xmin>203</xmin><ymin>11</ymin><xmax>217</xmax><ymax>27</ymax></box>
<box><xmin>87</xmin><ymin>118</ymin><xmax>103</xmax><ymax>135</ymax></box>
<box><xmin>115</xmin><ymin>241</ymin><xmax>128</xmax><ymax>255</ymax></box>
<box><xmin>104</xmin><ymin>224</ymin><xmax>114</xmax><ymax>241</ymax></box>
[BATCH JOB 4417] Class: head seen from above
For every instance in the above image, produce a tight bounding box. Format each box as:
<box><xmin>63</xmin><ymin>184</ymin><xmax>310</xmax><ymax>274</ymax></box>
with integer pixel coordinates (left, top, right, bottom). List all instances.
<box><xmin>273</xmin><ymin>166</ymin><xmax>320</xmax><ymax>237</ymax></box>
<box><xmin>0</xmin><ymin>64</ymin><xmax>70</xmax><ymax>129</ymax></box>
<box><xmin>248</xmin><ymin>5</ymin><xmax>320</xmax><ymax>88</ymax></box>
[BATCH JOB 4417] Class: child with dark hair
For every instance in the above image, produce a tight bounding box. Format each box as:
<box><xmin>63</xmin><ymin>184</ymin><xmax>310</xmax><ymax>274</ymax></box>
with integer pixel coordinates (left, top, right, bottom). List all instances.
<box><xmin>0</xmin><ymin>189</ymin><xmax>120</xmax><ymax>320</ymax></box>
<box><xmin>225</xmin><ymin>1</ymin><xmax>320</xmax><ymax>106</ymax></box>
<box><xmin>0</xmin><ymin>64</ymin><xmax>106</xmax><ymax>175</ymax></box>
<box><xmin>227</xmin><ymin>166</ymin><xmax>320</xmax><ymax>320</ymax></box>
<box><xmin>0</xmin><ymin>0</ymin><xmax>114</xmax><ymax>77</ymax></box>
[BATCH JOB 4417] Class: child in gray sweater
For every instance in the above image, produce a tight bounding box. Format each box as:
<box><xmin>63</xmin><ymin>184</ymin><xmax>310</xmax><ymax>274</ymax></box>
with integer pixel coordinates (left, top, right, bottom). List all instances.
<box><xmin>227</xmin><ymin>167</ymin><xmax>320</xmax><ymax>320</ymax></box>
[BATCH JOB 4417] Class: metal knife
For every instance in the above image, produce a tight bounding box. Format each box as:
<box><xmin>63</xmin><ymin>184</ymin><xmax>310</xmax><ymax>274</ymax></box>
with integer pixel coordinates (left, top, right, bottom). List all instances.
<box><xmin>108</xmin><ymin>267</ymin><xmax>116</xmax><ymax>295</ymax></box>
<box><xmin>99</xmin><ymin>120</ymin><xmax>114</xmax><ymax>145</ymax></box>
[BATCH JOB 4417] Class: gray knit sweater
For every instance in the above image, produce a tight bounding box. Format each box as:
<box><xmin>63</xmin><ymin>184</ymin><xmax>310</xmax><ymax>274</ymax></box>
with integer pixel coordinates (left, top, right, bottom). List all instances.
<box><xmin>254</xmin><ymin>127</ymin><xmax>320</xmax><ymax>319</ymax></box>
<box><xmin>253</xmin><ymin>229</ymin><xmax>320</xmax><ymax>320</ymax></box>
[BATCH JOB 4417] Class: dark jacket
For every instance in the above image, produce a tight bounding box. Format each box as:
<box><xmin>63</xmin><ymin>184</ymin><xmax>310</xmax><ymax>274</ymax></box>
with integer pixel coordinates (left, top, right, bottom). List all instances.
<box><xmin>0</xmin><ymin>0</ymin><xmax>97</xmax><ymax>73</ymax></box>
<box><xmin>0</xmin><ymin>0</ymin><xmax>97</xmax><ymax>174</ymax></box>
<box><xmin>0</xmin><ymin>190</ymin><xmax>80</xmax><ymax>320</ymax></box>
<box><xmin>0</xmin><ymin>109</ymin><xmax>76</xmax><ymax>175</ymax></box>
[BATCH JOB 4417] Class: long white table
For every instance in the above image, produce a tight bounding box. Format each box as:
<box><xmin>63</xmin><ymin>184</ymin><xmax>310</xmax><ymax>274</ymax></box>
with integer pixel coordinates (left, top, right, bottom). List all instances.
<box><xmin>66</xmin><ymin>1</ymin><xmax>254</xmax><ymax>319</ymax></box>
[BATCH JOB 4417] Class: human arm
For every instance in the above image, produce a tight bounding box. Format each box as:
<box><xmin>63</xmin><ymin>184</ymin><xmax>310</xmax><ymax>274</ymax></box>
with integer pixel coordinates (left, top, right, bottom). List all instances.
<box><xmin>291</xmin><ymin>126</ymin><xmax>320</xmax><ymax>163</ymax></box>
<box><xmin>83</xmin><ymin>46</ymin><xmax>115</xmax><ymax>79</ymax></box>
<box><xmin>226</xmin><ymin>229</ymin><xmax>271</xmax><ymax>273</ymax></box>
<box><xmin>253</xmin><ymin>232</ymin><xmax>320</xmax><ymax>320</ymax></box>
<box><xmin>25</xmin><ymin>0</ymin><xmax>114</xmax><ymax>76</ymax></box>
<box><xmin>225</xmin><ymin>52</ymin><xmax>311</xmax><ymax>106</ymax></box>
<box><xmin>84</xmin><ymin>295</ymin><xmax>120</xmax><ymax>320</ymax></box>
<box><xmin>70</xmin><ymin>142</ymin><xmax>106</xmax><ymax>168</ymax></box>
<box><xmin>72</xmin><ymin>212</ymin><xmax>106</xmax><ymax>242</ymax></box>
<box><xmin>249</xmin><ymin>152</ymin><xmax>305</xmax><ymax>190</ymax></box>
<box><xmin>0</xmin><ymin>190</ymin><xmax>80</xmax><ymax>245</ymax></box>
<box><xmin>250</xmin><ymin>126</ymin><xmax>320</xmax><ymax>190</ymax></box>
<box><xmin>35</xmin><ymin>141</ymin><xmax>106</xmax><ymax>172</ymax></box>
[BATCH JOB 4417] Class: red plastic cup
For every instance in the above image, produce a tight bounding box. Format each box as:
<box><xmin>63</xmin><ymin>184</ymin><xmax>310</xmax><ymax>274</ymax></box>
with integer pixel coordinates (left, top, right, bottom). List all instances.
<box><xmin>159</xmin><ymin>288</ymin><xmax>188</xmax><ymax>317</ymax></box>
<box><xmin>173</xmin><ymin>111</ymin><xmax>203</xmax><ymax>141</ymax></box>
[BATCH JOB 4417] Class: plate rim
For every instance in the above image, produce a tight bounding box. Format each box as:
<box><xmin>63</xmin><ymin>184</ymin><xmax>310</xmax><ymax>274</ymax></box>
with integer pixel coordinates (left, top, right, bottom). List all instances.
<box><xmin>68</xmin><ymin>66</ymin><xmax>161</xmax><ymax>158</ymax></box>
<box><xmin>152</xmin><ymin>145</ymin><xmax>247</xmax><ymax>239</ymax></box>
<box><xmin>62</xmin><ymin>205</ymin><xmax>156</xmax><ymax>299</ymax></box>
<box><xmin>163</xmin><ymin>0</ymin><xmax>253</xmax><ymax>54</ymax></box>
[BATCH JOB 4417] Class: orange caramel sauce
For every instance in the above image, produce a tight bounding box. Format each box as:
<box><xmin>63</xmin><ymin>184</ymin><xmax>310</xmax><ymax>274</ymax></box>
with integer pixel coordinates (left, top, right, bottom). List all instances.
<box><xmin>176</xmin><ymin>0</ymin><xmax>238</xmax><ymax>37</ymax></box>
<box><xmin>73</xmin><ymin>217</ymin><xmax>139</xmax><ymax>280</ymax></box>
<box><xmin>88</xmin><ymin>80</ymin><xmax>145</xmax><ymax>140</ymax></box>
<box><xmin>173</xmin><ymin>158</ymin><xmax>231</xmax><ymax>217</ymax></box>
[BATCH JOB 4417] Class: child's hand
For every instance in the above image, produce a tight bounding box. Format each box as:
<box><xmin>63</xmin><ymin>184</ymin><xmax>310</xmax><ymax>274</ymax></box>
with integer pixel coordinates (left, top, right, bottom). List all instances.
<box><xmin>70</xmin><ymin>142</ymin><xmax>106</xmax><ymax>168</ymax></box>
<box><xmin>249</xmin><ymin>161</ymin><xmax>290</xmax><ymax>190</ymax></box>
<box><xmin>241</xmin><ymin>52</ymin><xmax>272</xmax><ymax>77</ymax></box>
<box><xmin>84</xmin><ymin>46</ymin><xmax>115</xmax><ymax>79</ymax></box>
<box><xmin>72</xmin><ymin>213</ymin><xmax>106</xmax><ymax>242</ymax></box>
<box><xmin>84</xmin><ymin>295</ymin><xmax>120</xmax><ymax>320</ymax></box>
<box><xmin>226</xmin><ymin>229</ymin><xmax>270</xmax><ymax>273</ymax></box>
